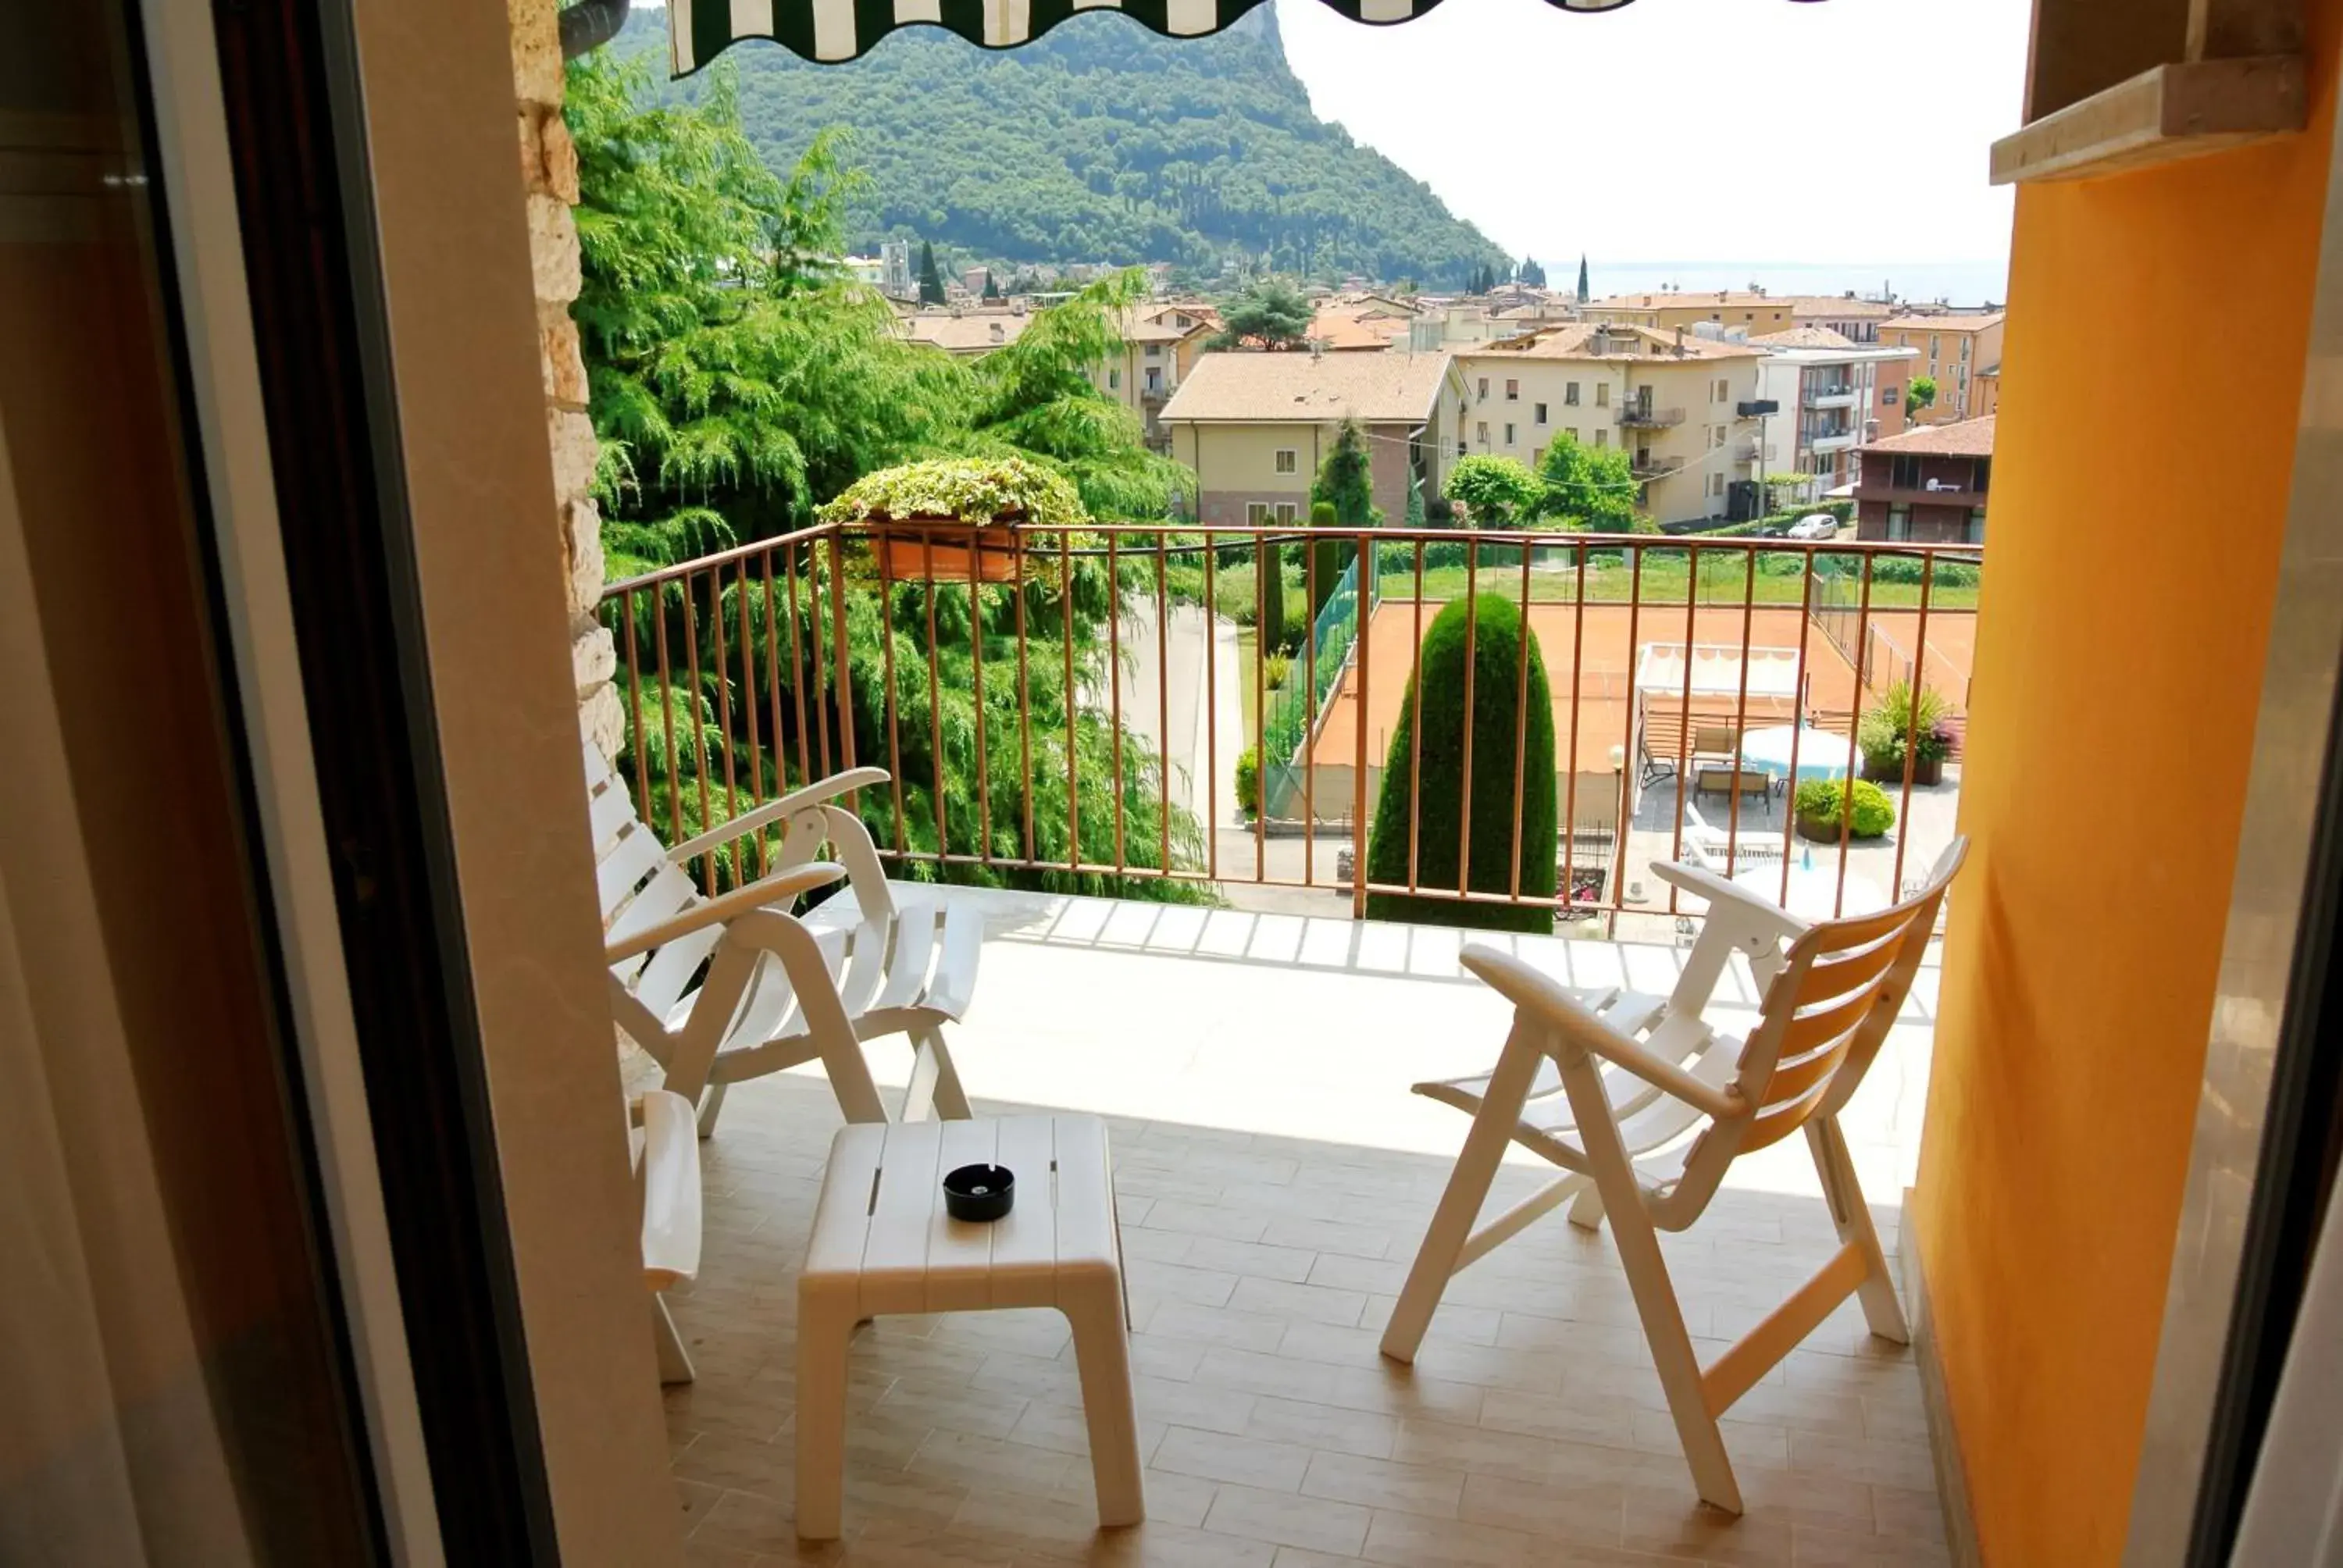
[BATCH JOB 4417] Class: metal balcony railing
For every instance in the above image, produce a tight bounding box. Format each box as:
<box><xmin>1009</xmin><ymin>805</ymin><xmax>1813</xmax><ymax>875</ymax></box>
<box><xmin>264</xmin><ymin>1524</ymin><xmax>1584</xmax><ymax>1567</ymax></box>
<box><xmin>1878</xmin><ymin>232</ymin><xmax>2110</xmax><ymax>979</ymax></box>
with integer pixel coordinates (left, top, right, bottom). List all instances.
<box><xmin>597</xmin><ymin>521</ymin><xmax>1983</xmax><ymax>928</ymax></box>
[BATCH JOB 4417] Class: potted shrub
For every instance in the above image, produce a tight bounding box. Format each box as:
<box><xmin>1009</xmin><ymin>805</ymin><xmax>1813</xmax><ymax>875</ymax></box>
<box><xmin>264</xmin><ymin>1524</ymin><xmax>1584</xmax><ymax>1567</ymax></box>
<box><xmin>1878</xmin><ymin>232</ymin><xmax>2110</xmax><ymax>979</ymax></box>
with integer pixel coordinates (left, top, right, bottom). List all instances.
<box><xmin>1795</xmin><ymin>778</ymin><xmax>1897</xmax><ymax>843</ymax></box>
<box><xmin>819</xmin><ymin>455</ymin><xmax>1086</xmax><ymax>583</ymax></box>
<box><xmin>1859</xmin><ymin>680</ymin><xmax>1954</xmax><ymax>786</ymax></box>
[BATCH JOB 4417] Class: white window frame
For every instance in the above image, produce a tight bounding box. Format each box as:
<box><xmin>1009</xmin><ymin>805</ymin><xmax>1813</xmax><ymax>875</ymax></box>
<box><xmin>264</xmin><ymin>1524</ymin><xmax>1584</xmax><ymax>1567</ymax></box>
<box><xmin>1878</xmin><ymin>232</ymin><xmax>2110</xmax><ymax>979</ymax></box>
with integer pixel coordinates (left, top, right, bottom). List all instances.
<box><xmin>1274</xmin><ymin>448</ymin><xmax>1298</xmax><ymax>475</ymax></box>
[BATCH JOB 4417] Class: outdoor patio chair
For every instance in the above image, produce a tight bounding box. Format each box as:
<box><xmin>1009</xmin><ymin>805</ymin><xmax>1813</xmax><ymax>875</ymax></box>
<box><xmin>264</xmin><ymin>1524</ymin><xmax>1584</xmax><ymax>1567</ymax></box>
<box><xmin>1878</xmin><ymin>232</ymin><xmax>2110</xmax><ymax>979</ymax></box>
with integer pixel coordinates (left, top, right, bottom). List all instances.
<box><xmin>1381</xmin><ymin>838</ymin><xmax>1967</xmax><ymax>1515</ymax></box>
<box><xmin>587</xmin><ymin>742</ymin><xmax>979</xmax><ymax>1135</ymax></box>
<box><xmin>635</xmin><ymin>1088</ymin><xmax>704</xmax><ymax>1386</ymax></box>
<box><xmin>1678</xmin><ymin>800</ymin><xmax>1786</xmax><ymax>870</ymax></box>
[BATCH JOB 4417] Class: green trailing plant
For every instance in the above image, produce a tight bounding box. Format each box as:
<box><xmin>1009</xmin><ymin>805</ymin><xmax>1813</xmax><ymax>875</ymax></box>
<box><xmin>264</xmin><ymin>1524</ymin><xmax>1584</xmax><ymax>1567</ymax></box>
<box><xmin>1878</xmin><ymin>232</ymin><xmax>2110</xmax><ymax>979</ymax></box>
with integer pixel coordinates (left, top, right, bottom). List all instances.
<box><xmin>1364</xmin><ymin>595</ymin><xmax>1557</xmax><ymax>934</ymax></box>
<box><xmin>1795</xmin><ymin>778</ymin><xmax>1897</xmax><ymax>839</ymax></box>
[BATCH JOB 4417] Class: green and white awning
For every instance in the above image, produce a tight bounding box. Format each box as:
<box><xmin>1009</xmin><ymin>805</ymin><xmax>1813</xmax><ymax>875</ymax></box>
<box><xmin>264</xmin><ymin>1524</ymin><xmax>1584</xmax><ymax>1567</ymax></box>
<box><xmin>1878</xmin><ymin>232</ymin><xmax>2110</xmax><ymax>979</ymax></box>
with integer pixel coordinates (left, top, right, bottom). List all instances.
<box><xmin>669</xmin><ymin>0</ymin><xmax>1707</xmax><ymax>70</ymax></box>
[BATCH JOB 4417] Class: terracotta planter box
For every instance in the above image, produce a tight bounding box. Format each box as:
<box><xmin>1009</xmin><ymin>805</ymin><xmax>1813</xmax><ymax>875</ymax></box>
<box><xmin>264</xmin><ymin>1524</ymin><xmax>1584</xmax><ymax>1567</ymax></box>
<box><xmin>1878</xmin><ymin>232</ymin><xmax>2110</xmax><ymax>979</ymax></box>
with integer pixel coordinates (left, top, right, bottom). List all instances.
<box><xmin>873</xmin><ymin>516</ymin><xmax>1025</xmax><ymax>584</ymax></box>
<box><xmin>1860</xmin><ymin>754</ymin><xmax>1943</xmax><ymax>787</ymax></box>
<box><xmin>1797</xmin><ymin>813</ymin><xmax>1887</xmax><ymax>844</ymax></box>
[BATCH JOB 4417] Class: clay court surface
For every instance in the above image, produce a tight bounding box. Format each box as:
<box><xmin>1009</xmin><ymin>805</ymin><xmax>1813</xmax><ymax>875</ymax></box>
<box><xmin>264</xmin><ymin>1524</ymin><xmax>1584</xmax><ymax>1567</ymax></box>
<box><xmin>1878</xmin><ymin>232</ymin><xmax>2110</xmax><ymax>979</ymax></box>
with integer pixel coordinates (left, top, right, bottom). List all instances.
<box><xmin>1311</xmin><ymin>601</ymin><xmax>1980</xmax><ymax>775</ymax></box>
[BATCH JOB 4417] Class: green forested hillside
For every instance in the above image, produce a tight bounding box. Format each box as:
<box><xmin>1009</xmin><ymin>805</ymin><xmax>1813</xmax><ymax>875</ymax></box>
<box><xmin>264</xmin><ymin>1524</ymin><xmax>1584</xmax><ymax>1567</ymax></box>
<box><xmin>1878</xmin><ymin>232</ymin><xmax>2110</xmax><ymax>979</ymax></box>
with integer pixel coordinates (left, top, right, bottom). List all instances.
<box><xmin>617</xmin><ymin>6</ymin><xmax>1506</xmax><ymax>287</ymax></box>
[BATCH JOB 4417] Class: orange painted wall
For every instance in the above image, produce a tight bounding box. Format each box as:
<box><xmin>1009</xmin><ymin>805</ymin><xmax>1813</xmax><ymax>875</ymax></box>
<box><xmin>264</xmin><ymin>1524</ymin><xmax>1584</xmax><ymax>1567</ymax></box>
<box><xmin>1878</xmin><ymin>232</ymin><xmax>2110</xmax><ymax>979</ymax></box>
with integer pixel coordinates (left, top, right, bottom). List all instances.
<box><xmin>1913</xmin><ymin>9</ymin><xmax>2343</xmax><ymax>1564</ymax></box>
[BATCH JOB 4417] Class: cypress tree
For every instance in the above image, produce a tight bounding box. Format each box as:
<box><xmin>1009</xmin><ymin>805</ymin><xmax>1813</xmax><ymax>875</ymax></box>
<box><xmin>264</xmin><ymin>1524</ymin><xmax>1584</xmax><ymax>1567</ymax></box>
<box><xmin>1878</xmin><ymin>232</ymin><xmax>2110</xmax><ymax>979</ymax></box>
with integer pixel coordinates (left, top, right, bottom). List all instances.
<box><xmin>917</xmin><ymin>239</ymin><xmax>945</xmax><ymax>305</ymax></box>
<box><xmin>1309</xmin><ymin>417</ymin><xmax>1373</xmax><ymax>618</ymax></box>
<box><xmin>1364</xmin><ymin>594</ymin><xmax>1558</xmax><ymax>934</ymax></box>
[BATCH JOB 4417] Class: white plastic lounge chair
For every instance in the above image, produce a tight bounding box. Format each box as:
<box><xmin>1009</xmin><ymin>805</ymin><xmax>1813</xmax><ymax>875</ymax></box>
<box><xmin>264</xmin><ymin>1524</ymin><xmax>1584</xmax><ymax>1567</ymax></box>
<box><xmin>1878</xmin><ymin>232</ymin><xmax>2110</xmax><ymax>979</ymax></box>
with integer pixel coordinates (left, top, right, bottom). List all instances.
<box><xmin>587</xmin><ymin>743</ymin><xmax>979</xmax><ymax>1134</ymax></box>
<box><xmin>636</xmin><ymin>1089</ymin><xmax>704</xmax><ymax>1385</ymax></box>
<box><xmin>1381</xmin><ymin>838</ymin><xmax>1967</xmax><ymax>1515</ymax></box>
<box><xmin>1678</xmin><ymin>800</ymin><xmax>1785</xmax><ymax>871</ymax></box>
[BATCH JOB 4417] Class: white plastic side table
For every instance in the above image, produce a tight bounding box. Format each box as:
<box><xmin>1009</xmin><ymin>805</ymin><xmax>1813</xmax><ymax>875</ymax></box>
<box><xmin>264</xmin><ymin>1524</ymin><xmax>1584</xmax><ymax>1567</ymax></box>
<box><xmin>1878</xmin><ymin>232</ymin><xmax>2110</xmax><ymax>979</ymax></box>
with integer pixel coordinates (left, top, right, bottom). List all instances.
<box><xmin>795</xmin><ymin>1114</ymin><xmax>1142</xmax><ymax>1540</ymax></box>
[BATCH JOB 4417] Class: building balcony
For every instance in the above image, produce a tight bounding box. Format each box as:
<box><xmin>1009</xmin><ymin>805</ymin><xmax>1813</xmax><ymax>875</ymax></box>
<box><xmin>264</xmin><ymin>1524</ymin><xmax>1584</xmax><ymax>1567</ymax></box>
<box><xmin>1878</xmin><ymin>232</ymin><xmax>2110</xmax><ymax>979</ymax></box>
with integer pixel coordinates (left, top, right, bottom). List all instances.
<box><xmin>601</xmin><ymin>521</ymin><xmax>1981</xmax><ymax>1559</ymax></box>
<box><xmin>1631</xmin><ymin>454</ymin><xmax>1685</xmax><ymax>480</ymax></box>
<box><xmin>1808</xmin><ymin>388</ymin><xmax>1861</xmax><ymax>409</ymax></box>
<box><xmin>1617</xmin><ymin>403</ymin><xmax>1685</xmax><ymax>429</ymax></box>
<box><xmin>1811</xmin><ymin>431</ymin><xmax>1861</xmax><ymax>453</ymax></box>
<box><xmin>651</xmin><ymin>883</ymin><xmax>1951</xmax><ymax>1561</ymax></box>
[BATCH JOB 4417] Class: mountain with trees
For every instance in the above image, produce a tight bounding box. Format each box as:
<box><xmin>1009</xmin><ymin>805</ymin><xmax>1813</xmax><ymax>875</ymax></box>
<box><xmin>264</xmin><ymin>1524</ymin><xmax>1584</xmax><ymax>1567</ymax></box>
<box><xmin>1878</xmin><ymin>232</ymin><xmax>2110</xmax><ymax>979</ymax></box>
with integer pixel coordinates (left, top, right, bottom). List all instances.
<box><xmin>618</xmin><ymin>6</ymin><xmax>1509</xmax><ymax>287</ymax></box>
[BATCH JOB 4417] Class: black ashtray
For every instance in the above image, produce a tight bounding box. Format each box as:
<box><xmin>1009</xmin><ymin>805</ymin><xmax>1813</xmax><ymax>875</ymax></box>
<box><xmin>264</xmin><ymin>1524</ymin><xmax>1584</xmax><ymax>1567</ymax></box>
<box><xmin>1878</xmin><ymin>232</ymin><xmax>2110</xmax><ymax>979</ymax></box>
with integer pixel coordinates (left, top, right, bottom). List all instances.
<box><xmin>943</xmin><ymin>1164</ymin><xmax>1015</xmax><ymax>1223</ymax></box>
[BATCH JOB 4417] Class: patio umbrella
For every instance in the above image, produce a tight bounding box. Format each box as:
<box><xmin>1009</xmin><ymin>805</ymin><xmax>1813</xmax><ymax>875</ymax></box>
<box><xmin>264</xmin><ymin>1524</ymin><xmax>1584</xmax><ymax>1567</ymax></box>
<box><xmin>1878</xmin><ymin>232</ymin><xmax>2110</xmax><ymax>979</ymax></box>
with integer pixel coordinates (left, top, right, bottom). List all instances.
<box><xmin>1735</xmin><ymin>725</ymin><xmax>1856</xmax><ymax>783</ymax></box>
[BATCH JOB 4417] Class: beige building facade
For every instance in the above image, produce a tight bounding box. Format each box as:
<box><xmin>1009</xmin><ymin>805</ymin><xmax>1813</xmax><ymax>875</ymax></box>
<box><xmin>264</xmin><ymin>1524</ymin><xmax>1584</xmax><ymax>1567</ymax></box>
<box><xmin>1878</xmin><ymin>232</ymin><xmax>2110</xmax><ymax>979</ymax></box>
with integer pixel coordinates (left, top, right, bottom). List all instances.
<box><xmin>1878</xmin><ymin>312</ymin><xmax>2006</xmax><ymax>423</ymax></box>
<box><xmin>1159</xmin><ymin>351</ymin><xmax>1464</xmax><ymax>529</ymax></box>
<box><xmin>1458</xmin><ymin>324</ymin><xmax>1765</xmax><ymax>526</ymax></box>
<box><xmin>1582</xmin><ymin>290</ymin><xmax>1796</xmax><ymax>336</ymax></box>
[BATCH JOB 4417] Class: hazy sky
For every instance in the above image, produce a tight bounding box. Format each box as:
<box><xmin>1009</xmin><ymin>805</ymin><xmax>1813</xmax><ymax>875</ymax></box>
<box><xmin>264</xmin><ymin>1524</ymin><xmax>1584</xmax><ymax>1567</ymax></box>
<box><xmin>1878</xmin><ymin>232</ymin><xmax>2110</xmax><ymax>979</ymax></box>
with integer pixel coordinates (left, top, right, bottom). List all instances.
<box><xmin>1278</xmin><ymin>0</ymin><xmax>2027</xmax><ymax>287</ymax></box>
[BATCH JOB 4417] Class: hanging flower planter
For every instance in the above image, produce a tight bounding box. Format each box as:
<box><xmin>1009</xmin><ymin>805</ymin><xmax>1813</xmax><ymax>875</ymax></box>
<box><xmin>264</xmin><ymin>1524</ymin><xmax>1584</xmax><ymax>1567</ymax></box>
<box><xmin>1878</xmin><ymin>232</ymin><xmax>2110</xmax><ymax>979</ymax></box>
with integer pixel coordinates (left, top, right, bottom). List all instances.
<box><xmin>818</xmin><ymin>457</ymin><xmax>1088</xmax><ymax>584</ymax></box>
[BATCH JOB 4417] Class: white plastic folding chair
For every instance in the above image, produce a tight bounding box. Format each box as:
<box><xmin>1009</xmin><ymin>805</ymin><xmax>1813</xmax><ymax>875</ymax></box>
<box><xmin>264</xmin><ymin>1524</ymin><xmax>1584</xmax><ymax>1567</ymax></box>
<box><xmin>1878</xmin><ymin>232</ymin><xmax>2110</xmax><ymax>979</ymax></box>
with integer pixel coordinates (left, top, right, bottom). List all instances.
<box><xmin>1679</xmin><ymin>800</ymin><xmax>1785</xmax><ymax>871</ymax></box>
<box><xmin>1381</xmin><ymin>837</ymin><xmax>1966</xmax><ymax>1515</ymax></box>
<box><xmin>587</xmin><ymin>743</ymin><xmax>979</xmax><ymax>1132</ymax></box>
<box><xmin>636</xmin><ymin>1089</ymin><xmax>704</xmax><ymax>1385</ymax></box>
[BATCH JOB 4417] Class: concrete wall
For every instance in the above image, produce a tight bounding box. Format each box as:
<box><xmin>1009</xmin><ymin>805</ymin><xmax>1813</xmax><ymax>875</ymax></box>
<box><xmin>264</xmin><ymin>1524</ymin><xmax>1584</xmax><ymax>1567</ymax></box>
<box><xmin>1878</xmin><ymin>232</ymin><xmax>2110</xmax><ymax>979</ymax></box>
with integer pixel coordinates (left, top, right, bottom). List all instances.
<box><xmin>1910</xmin><ymin>1</ymin><xmax>2343</xmax><ymax>1559</ymax></box>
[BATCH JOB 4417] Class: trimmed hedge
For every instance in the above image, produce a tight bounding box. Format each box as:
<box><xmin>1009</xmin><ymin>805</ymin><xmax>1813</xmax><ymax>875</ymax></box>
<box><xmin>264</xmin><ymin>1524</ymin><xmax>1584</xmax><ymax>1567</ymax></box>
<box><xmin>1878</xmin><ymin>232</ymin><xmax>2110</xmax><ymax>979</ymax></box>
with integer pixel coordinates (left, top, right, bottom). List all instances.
<box><xmin>1795</xmin><ymin>778</ymin><xmax>1896</xmax><ymax>839</ymax></box>
<box><xmin>1364</xmin><ymin>594</ymin><xmax>1557</xmax><ymax>934</ymax></box>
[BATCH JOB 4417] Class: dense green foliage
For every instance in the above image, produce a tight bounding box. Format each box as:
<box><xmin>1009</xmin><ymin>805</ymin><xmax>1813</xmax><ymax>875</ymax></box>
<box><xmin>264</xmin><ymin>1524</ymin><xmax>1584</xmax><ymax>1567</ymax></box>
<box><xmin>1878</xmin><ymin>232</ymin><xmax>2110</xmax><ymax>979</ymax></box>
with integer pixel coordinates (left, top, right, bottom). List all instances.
<box><xmin>1795</xmin><ymin>778</ymin><xmax>1897</xmax><ymax>839</ymax></box>
<box><xmin>1214</xmin><ymin>277</ymin><xmax>1313</xmax><ymax>350</ymax></box>
<box><xmin>1364</xmin><ymin>596</ymin><xmax>1557</xmax><ymax>933</ymax></box>
<box><xmin>573</xmin><ymin>54</ymin><xmax>1203</xmax><ymax>899</ymax></box>
<box><xmin>570</xmin><ymin>54</ymin><xmax>968</xmax><ymax>572</ymax></box>
<box><xmin>618</xmin><ymin>7</ymin><xmax>1507</xmax><ymax>285</ymax></box>
<box><xmin>1443</xmin><ymin>454</ymin><xmax>1541</xmax><ymax>529</ymax></box>
<box><xmin>1532</xmin><ymin>434</ymin><xmax>1642</xmax><ymax>533</ymax></box>
<box><xmin>1906</xmin><ymin>376</ymin><xmax>1938</xmax><ymax>419</ymax></box>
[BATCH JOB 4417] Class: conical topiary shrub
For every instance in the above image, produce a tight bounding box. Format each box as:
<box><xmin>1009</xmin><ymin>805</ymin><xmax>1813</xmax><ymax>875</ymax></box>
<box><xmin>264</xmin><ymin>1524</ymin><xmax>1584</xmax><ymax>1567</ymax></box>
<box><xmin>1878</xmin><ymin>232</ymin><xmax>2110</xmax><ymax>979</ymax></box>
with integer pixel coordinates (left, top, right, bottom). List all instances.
<box><xmin>1364</xmin><ymin>593</ymin><xmax>1557</xmax><ymax>934</ymax></box>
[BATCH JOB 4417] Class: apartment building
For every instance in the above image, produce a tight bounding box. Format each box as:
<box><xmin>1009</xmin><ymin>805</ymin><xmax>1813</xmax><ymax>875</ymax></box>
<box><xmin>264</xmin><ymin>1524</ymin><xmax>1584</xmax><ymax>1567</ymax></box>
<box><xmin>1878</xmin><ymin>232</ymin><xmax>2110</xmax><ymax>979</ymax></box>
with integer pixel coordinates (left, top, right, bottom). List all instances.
<box><xmin>1750</xmin><ymin>327</ymin><xmax>1920</xmax><ymax>492</ymax></box>
<box><xmin>1158</xmin><ymin>350</ymin><xmax>1464</xmax><ymax>528</ymax></box>
<box><xmin>1878</xmin><ymin>312</ymin><xmax>2007</xmax><ymax>423</ymax></box>
<box><xmin>1853</xmin><ymin>415</ymin><xmax>1994</xmax><ymax>543</ymax></box>
<box><xmin>1459</xmin><ymin>323</ymin><xmax>1765</xmax><ymax>526</ymax></box>
<box><xmin>1785</xmin><ymin>294</ymin><xmax>1894</xmax><ymax>343</ymax></box>
<box><xmin>1582</xmin><ymin>290</ymin><xmax>1796</xmax><ymax>335</ymax></box>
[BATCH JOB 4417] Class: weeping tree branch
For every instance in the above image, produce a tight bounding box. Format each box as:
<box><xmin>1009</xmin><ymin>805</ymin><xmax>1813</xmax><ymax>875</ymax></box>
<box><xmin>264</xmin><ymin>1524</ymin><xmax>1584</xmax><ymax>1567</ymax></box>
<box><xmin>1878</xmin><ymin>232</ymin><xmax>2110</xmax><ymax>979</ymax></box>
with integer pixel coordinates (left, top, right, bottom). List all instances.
<box><xmin>560</xmin><ymin>0</ymin><xmax>633</xmax><ymax>59</ymax></box>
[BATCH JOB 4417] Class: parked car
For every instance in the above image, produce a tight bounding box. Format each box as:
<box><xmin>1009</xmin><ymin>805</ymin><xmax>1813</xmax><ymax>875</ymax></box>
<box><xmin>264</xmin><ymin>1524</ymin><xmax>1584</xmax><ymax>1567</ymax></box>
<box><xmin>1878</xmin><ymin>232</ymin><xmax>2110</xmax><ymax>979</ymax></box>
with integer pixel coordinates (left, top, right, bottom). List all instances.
<box><xmin>1786</xmin><ymin>513</ymin><xmax>1840</xmax><ymax>541</ymax></box>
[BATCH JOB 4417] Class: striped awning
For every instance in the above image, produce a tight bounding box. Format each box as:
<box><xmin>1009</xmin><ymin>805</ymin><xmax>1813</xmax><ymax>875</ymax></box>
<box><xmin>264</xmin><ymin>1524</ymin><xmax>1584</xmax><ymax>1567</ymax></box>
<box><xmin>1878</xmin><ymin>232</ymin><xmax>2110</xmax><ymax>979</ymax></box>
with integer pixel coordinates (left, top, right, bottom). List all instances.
<box><xmin>671</xmin><ymin>0</ymin><xmax>1660</xmax><ymax>71</ymax></box>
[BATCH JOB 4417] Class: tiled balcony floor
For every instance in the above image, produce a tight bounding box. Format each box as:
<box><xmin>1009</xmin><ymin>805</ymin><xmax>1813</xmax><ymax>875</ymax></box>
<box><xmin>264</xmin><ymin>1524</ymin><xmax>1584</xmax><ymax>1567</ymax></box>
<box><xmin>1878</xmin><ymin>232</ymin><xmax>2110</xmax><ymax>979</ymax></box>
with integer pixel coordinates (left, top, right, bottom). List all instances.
<box><xmin>659</xmin><ymin>892</ymin><xmax>1950</xmax><ymax>1566</ymax></box>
